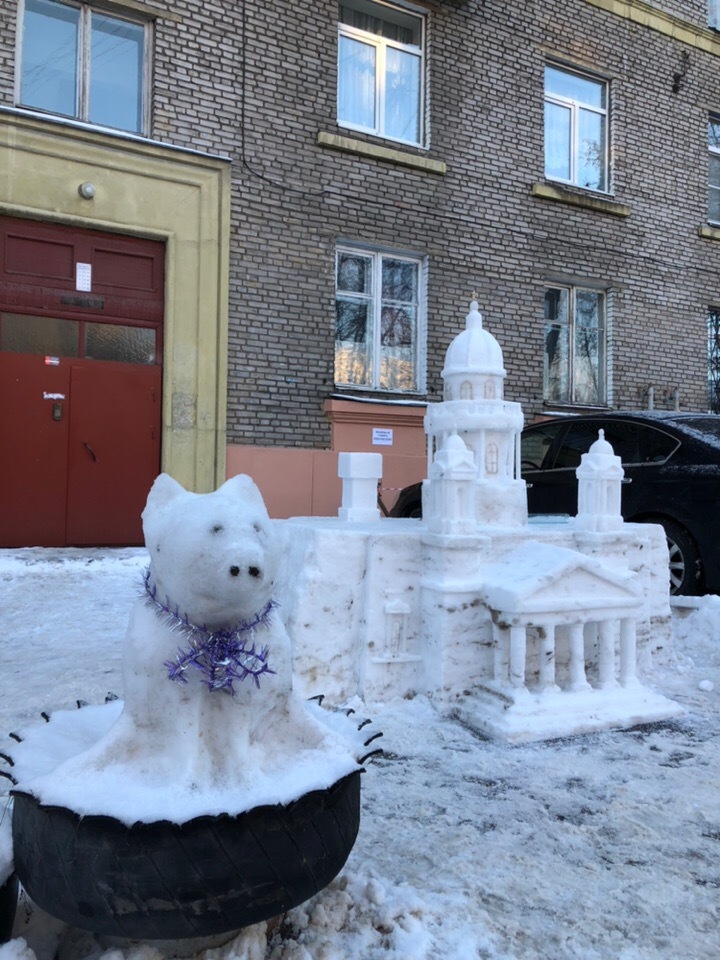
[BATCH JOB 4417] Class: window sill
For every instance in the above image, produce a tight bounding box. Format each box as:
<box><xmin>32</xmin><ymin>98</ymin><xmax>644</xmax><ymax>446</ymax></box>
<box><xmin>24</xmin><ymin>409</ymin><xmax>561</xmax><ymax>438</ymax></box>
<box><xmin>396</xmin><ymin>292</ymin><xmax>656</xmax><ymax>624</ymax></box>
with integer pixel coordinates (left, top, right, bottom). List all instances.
<box><xmin>329</xmin><ymin>392</ymin><xmax>428</xmax><ymax>406</ymax></box>
<box><xmin>698</xmin><ymin>224</ymin><xmax>720</xmax><ymax>240</ymax></box>
<box><xmin>543</xmin><ymin>402</ymin><xmax>611</xmax><ymax>414</ymax></box>
<box><xmin>532</xmin><ymin>182</ymin><xmax>631</xmax><ymax>218</ymax></box>
<box><xmin>317</xmin><ymin>131</ymin><xmax>446</xmax><ymax>174</ymax></box>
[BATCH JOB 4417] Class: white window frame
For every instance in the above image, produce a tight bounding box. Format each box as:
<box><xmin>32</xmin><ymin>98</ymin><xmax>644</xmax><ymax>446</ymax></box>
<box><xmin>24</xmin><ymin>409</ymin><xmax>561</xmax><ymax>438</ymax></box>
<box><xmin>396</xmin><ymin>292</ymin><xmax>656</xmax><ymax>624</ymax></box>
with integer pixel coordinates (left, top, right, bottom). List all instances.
<box><xmin>15</xmin><ymin>0</ymin><xmax>151</xmax><ymax>134</ymax></box>
<box><xmin>543</xmin><ymin>285</ymin><xmax>607</xmax><ymax>407</ymax></box>
<box><xmin>337</xmin><ymin>0</ymin><xmax>426</xmax><ymax>148</ymax></box>
<box><xmin>708</xmin><ymin>114</ymin><xmax>720</xmax><ymax>224</ymax></box>
<box><xmin>544</xmin><ymin>63</ymin><xmax>609</xmax><ymax>193</ymax></box>
<box><xmin>334</xmin><ymin>245</ymin><xmax>427</xmax><ymax>394</ymax></box>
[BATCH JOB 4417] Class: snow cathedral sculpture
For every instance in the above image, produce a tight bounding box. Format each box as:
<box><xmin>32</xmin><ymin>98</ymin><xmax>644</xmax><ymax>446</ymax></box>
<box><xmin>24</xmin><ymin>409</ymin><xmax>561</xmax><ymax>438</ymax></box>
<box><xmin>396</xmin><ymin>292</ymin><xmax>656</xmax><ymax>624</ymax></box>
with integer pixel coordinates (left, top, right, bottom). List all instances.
<box><xmin>5</xmin><ymin>475</ymin><xmax>378</xmax><ymax>944</ymax></box>
<box><xmin>282</xmin><ymin>300</ymin><xmax>683</xmax><ymax>741</ymax></box>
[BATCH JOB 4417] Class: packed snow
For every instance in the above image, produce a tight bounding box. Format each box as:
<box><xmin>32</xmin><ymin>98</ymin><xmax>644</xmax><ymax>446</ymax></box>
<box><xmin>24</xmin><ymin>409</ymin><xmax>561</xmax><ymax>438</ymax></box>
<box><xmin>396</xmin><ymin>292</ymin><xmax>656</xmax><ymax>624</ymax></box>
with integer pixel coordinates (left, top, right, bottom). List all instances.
<box><xmin>1</xmin><ymin>547</ymin><xmax>720</xmax><ymax>959</ymax></box>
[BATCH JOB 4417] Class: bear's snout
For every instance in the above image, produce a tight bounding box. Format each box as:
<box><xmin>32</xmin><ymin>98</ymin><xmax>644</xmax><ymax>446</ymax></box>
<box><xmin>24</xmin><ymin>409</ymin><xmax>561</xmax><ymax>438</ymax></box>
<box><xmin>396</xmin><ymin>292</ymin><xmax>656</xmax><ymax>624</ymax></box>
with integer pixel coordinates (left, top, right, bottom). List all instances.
<box><xmin>229</xmin><ymin>564</ymin><xmax>262</xmax><ymax>579</ymax></box>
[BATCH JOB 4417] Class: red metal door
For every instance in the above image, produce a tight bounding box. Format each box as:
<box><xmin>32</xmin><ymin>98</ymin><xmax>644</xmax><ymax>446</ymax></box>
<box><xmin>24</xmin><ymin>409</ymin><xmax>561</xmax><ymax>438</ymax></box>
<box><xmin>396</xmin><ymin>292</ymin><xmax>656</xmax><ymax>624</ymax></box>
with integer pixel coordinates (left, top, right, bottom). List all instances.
<box><xmin>0</xmin><ymin>353</ymin><xmax>71</xmax><ymax>547</ymax></box>
<box><xmin>0</xmin><ymin>216</ymin><xmax>164</xmax><ymax>547</ymax></box>
<box><xmin>66</xmin><ymin>361</ymin><xmax>161</xmax><ymax>545</ymax></box>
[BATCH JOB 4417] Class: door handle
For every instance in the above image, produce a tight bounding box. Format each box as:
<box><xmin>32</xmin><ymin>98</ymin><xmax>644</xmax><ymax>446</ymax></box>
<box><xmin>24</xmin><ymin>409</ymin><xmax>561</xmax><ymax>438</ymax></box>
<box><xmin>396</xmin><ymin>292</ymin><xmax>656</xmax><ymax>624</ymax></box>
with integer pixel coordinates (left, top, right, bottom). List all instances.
<box><xmin>83</xmin><ymin>441</ymin><xmax>98</xmax><ymax>463</ymax></box>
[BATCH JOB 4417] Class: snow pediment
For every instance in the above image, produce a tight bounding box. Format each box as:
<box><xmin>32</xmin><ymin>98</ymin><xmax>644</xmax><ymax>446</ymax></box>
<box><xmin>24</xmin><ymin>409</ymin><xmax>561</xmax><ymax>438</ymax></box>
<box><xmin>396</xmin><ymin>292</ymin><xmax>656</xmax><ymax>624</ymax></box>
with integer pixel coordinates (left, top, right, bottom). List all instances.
<box><xmin>479</xmin><ymin>542</ymin><xmax>641</xmax><ymax>617</ymax></box>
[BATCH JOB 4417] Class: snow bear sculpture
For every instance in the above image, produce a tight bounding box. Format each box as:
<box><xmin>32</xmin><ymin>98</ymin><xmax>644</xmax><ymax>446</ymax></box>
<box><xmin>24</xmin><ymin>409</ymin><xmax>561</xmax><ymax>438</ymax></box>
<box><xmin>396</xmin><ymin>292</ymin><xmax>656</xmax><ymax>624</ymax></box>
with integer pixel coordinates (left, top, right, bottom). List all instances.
<box><xmin>9</xmin><ymin>475</ymin><xmax>369</xmax><ymax>940</ymax></box>
<box><xmin>17</xmin><ymin>474</ymin><xmax>361</xmax><ymax>823</ymax></box>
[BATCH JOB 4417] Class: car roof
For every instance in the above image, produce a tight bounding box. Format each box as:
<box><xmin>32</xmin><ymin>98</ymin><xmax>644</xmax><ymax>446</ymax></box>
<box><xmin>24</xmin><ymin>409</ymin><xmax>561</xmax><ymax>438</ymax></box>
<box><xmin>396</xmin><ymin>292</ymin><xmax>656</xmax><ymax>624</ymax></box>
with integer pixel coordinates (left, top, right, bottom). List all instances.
<box><xmin>524</xmin><ymin>411</ymin><xmax>720</xmax><ymax>447</ymax></box>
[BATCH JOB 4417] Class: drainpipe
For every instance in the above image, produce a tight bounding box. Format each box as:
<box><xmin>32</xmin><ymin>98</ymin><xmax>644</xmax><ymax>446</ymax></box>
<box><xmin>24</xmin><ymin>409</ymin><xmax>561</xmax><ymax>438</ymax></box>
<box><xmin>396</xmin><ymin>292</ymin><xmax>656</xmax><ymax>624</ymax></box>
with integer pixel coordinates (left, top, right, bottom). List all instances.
<box><xmin>646</xmin><ymin>386</ymin><xmax>655</xmax><ymax>411</ymax></box>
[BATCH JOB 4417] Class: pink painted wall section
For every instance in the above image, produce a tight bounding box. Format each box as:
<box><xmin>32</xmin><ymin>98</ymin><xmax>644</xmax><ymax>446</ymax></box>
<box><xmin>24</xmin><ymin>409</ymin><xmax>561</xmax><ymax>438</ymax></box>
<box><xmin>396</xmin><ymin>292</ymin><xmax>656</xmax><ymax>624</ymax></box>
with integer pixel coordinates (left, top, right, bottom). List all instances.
<box><xmin>225</xmin><ymin>446</ymin><xmax>427</xmax><ymax>518</ymax></box>
<box><xmin>226</xmin><ymin>397</ymin><xmax>429</xmax><ymax>518</ymax></box>
<box><xmin>323</xmin><ymin>399</ymin><xmax>427</xmax><ymax>456</ymax></box>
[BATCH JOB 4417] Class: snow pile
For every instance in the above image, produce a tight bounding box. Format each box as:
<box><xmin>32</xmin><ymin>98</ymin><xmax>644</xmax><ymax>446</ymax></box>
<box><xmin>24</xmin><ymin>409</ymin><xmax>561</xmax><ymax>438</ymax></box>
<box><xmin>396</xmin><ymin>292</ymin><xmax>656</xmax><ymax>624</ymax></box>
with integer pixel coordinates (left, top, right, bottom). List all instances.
<box><xmin>2</xmin><ymin>552</ymin><xmax>720</xmax><ymax>959</ymax></box>
<box><xmin>8</xmin><ymin>699</ymin><xmax>371</xmax><ymax>824</ymax></box>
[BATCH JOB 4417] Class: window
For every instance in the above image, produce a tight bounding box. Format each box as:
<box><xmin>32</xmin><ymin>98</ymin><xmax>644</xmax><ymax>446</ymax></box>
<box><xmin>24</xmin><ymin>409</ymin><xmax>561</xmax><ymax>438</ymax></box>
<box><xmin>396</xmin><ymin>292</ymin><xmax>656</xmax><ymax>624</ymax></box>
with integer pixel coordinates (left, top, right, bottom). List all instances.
<box><xmin>335</xmin><ymin>247</ymin><xmax>424</xmax><ymax>392</ymax></box>
<box><xmin>543</xmin><ymin>286</ymin><xmax>606</xmax><ymax>406</ymax></box>
<box><xmin>710</xmin><ymin>0</ymin><xmax>720</xmax><ymax>29</ymax></box>
<box><xmin>337</xmin><ymin>0</ymin><xmax>424</xmax><ymax>146</ymax></box>
<box><xmin>544</xmin><ymin>65</ymin><xmax>608</xmax><ymax>192</ymax></box>
<box><xmin>708</xmin><ymin>116</ymin><xmax>720</xmax><ymax>223</ymax></box>
<box><xmin>0</xmin><ymin>312</ymin><xmax>157</xmax><ymax>364</ymax></box>
<box><xmin>708</xmin><ymin>308</ymin><xmax>720</xmax><ymax>412</ymax></box>
<box><xmin>18</xmin><ymin>0</ymin><xmax>147</xmax><ymax>134</ymax></box>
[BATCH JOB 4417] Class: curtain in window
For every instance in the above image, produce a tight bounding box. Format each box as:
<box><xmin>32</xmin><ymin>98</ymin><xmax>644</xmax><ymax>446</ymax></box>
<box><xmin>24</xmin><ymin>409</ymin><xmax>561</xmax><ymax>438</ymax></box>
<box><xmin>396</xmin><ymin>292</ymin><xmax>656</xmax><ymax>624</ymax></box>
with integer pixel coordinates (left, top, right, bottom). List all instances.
<box><xmin>544</xmin><ymin>102</ymin><xmax>571</xmax><ymax>182</ymax></box>
<box><xmin>384</xmin><ymin>47</ymin><xmax>420</xmax><ymax>143</ymax></box>
<box><xmin>338</xmin><ymin>35</ymin><xmax>376</xmax><ymax>129</ymax></box>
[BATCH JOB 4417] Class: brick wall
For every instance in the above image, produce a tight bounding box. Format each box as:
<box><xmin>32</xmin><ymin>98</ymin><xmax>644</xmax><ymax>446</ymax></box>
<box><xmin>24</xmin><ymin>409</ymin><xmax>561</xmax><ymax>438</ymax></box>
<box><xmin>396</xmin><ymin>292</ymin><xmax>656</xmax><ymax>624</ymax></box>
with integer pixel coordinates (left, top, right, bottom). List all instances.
<box><xmin>2</xmin><ymin>0</ymin><xmax>720</xmax><ymax>444</ymax></box>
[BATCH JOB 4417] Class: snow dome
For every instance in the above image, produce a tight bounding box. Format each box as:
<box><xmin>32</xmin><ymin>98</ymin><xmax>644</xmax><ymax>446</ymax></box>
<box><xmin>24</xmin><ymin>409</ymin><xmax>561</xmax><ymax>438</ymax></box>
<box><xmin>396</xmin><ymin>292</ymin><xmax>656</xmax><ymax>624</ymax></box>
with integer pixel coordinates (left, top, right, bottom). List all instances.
<box><xmin>442</xmin><ymin>299</ymin><xmax>505</xmax><ymax>402</ymax></box>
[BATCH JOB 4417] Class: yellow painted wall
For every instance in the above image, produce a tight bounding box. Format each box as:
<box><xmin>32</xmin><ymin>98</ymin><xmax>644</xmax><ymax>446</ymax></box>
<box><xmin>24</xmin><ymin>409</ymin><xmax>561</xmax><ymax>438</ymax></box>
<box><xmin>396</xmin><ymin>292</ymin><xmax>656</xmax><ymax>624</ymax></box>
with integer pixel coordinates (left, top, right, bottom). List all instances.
<box><xmin>0</xmin><ymin>111</ymin><xmax>231</xmax><ymax>492</ymax></box>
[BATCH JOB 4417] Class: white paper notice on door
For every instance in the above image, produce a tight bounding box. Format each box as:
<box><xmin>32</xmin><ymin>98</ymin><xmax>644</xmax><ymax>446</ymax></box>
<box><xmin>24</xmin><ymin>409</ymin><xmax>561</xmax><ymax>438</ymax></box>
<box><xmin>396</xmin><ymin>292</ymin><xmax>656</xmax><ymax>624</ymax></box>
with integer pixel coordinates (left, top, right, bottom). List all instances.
<box><xmin>76</xmin><ymin>262</ymin><xmax>92</xmax><ymax>292</ymax></box>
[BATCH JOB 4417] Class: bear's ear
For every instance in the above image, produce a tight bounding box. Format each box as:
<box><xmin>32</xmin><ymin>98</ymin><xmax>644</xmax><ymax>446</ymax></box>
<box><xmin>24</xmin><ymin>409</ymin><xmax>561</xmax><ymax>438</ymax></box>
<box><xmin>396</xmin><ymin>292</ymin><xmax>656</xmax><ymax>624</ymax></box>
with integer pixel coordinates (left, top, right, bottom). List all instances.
<box><xmin>217</xmin><ymin>474</ymin><xmax>269</xmax><ymax>516</ymax></box>
<box><xmin>143</xmin><ymin>473</ymin><xmax>188</xmax><ymax>516</ymax></box>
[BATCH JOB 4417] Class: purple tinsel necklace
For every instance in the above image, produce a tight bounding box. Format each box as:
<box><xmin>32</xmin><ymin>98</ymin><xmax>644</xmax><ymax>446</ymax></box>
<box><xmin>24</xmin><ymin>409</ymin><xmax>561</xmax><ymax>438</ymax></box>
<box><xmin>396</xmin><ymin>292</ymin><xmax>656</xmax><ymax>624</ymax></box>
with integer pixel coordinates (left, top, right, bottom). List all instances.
<box><xmin>143</xmin><ymin>568</ymin><xmax>276</xmax><ymax>694</ymax></box>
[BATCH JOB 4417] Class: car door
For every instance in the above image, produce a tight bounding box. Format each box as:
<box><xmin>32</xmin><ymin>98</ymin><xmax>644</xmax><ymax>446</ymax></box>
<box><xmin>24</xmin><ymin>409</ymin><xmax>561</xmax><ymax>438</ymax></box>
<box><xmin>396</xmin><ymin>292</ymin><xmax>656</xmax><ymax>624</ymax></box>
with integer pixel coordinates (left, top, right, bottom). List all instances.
<box><xmin>522</xmin><ymin>419</ymin><xmax>641</xmax><ymax>516</ymax></box>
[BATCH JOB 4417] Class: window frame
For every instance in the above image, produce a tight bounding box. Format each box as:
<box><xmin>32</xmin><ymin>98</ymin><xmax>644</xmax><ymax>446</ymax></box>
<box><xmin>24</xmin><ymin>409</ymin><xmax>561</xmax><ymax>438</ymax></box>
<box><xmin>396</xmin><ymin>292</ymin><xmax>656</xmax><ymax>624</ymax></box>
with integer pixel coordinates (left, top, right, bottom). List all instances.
<box><xmin>543</xmin><ymin>62</ymin><xmax>609</xmax><ymax>194</ymax></box>
<box><xmin>708</xmin><ymin>114</ymin><xmax>720</xmax><ymax>225</ymax></box>
<box><xmin>337</xmin><ymin>0</ymin><xmax>426</xmax><ymax>148</ymax></box>
<box><xmin>708</xmin><ymin>307</ymin><xmax>720</xmax><ymax>413</ymax></box>
<box><xmin>15</xmin><ymin>0</ymin><xmax>151</xmax><ymax>135</ymax></box>
<box><xmin>543</xmin><ymin>284</ymin><xmax>607</xmax><ymax>407</ymax></box>
<box><xmin>334</xmin><ymin>244</ymin><xmax>427</xmax><ymax>395</ymax></box>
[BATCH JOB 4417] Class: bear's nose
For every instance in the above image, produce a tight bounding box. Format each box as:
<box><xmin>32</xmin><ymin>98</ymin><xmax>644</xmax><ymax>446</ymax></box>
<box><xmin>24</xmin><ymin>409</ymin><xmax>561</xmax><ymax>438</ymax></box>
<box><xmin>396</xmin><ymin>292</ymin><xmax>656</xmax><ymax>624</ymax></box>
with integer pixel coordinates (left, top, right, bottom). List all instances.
<box><xmin>228</xmin><ymin>565</ymin><xmax>261</xmax><ymax>579</ymax></box>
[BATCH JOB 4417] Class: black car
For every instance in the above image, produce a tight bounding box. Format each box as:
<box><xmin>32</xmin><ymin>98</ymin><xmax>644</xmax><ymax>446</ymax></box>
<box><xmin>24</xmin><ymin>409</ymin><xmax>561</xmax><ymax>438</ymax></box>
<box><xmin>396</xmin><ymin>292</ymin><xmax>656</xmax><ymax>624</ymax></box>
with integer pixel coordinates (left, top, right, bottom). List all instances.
<box><xmin>390</xmin><ymin>412</ymin><xmax>720</xmax><ymax>595</ymax></box>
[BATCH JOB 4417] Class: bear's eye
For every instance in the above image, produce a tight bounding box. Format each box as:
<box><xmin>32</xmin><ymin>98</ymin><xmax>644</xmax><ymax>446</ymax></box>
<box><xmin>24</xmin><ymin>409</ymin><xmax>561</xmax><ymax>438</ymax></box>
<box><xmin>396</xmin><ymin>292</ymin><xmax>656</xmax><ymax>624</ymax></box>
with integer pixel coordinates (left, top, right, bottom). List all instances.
<box><xmin>211</xmin><ymin>523</ymin><xmax>224</xmax><ymax>534</ymax></box>
<box><xmin>253</xmin><ymin>522</ymin><xmax>261</xmax><ymax>534</ymax></box>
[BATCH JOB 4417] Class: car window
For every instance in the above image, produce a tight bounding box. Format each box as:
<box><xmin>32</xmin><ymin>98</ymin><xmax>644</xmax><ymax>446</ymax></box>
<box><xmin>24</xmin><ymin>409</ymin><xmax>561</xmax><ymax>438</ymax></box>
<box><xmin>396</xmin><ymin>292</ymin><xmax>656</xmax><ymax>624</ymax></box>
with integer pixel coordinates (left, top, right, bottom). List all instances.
<box><xmin>553</xmin><ymin>421</ymin><xmax>640</xmax><ymax>469</ymax></box>
<box><xmin>521</xmin><ymin>423</ymin><xmax>564</xmax><ymax>469</ymax></box>
<box><xmin>638</xmin><ymin>425</ymin><xmax>679</xmax><ymax>463</ymax></box>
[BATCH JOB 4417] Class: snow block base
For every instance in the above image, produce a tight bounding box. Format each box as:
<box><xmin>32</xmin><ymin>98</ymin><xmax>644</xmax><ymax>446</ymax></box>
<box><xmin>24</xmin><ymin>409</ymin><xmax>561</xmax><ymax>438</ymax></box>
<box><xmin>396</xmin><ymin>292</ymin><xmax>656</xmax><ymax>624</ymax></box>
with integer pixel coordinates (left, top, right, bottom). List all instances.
<box><xmin>0</xmin><ymin>872</ymin><xmax>17</xmax><ymax>944</ymax></box>
<box><xmin>11</xmin><ymin>771</ymin><xmax>361</xmax><ymax>940</ymax></box>
<box><xmin>452</xmin><ymin>684</ymin><xmax>687</xmax><ymax>743</ymax></box>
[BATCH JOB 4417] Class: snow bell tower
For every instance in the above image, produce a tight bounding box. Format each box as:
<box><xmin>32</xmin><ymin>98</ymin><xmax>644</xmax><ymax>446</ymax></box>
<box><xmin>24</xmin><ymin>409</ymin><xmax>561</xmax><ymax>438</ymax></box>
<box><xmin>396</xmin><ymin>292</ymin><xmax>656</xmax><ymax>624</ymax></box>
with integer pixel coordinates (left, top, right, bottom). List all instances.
<box><xmin>424</xmin><ymin>300</ymin><xmax>527</xmax><ymax>528</ymax></box>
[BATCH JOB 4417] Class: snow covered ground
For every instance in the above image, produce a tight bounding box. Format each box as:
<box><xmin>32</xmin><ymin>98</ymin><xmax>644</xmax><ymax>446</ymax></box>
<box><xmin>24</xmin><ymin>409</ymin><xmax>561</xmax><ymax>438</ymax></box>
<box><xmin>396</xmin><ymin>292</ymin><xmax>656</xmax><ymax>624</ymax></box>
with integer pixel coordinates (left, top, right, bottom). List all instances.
<box><xmin>0</xmin><ymin>547</ymin><xmax>719</xmax><ymax>960</ymax></box>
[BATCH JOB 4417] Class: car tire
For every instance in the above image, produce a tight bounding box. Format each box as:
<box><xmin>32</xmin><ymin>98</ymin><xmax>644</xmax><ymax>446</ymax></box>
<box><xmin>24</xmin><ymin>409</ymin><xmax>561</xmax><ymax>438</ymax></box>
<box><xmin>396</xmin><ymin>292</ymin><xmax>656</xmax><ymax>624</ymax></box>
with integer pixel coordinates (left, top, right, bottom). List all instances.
<box><xmin>648</xmin><ymin>517</ymin><xmax>702</xmax><ymax>596</ymax></box>
<box><xmin>12</xmin><ymin>771</ymin><xmax>361</xmax><ymax>940</ymax></box>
